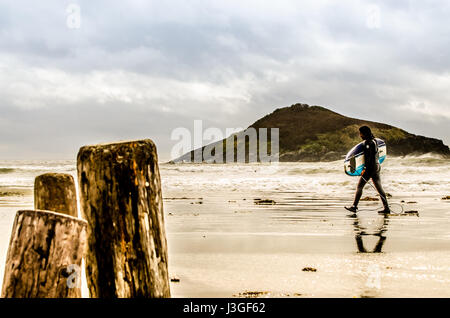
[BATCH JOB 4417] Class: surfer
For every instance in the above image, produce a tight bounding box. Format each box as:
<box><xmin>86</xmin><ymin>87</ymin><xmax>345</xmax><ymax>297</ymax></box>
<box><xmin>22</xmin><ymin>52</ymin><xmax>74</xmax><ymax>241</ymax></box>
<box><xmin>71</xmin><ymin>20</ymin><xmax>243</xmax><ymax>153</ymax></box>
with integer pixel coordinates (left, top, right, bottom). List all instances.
<box><xmin>345</xmin><ymin>126</ymin><xmax>391</xmax><ymax>214</ymax></box>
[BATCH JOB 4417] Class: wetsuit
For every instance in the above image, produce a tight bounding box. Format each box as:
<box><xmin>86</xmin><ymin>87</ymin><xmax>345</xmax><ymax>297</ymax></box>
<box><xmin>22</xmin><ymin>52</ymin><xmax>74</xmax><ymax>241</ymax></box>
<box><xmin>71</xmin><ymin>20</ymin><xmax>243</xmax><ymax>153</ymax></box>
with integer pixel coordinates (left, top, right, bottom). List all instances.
<box><xmin>353</xmin><ymin>138</ymin><xmax>389</xmax><ymax>210</ymax></box>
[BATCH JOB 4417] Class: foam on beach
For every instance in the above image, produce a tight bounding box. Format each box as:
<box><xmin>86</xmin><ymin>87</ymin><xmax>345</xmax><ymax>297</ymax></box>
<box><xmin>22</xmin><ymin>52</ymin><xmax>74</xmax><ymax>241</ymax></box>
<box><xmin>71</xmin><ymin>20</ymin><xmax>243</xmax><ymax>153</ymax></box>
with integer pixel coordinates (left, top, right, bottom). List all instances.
<box><xmin>1</xmin><ymin>158</ymin><xmax>450</xmax><ymax>297</ymax></box>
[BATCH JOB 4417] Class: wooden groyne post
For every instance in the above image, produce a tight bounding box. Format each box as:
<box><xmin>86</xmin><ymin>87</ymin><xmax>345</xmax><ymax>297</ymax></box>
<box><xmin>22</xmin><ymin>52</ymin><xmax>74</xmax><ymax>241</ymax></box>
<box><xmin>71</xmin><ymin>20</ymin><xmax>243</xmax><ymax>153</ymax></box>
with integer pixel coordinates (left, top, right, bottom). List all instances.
<box><xmin>77</xmin><ymin>139</ymin><xmax>170</xmax><ymax>298</ymax></box>
<box><xmin>34</xmin><ymin>173</ymin><xmax>78</xmax><ymax>217</ymax></box>
<box><xmin>1</xmin><ymin>210</ymin><xmax>87</xmax><ymax>298</ymax></box>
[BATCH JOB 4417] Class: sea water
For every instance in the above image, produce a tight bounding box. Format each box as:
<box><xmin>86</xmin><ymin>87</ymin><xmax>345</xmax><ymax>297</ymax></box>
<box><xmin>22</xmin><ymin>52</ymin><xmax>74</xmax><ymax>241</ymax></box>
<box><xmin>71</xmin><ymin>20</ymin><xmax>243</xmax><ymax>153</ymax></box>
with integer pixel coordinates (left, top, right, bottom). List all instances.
<box><xmin>1</xmin><ymin>156</ymin><xmax>450</xmax><ymax>297</ymax></box>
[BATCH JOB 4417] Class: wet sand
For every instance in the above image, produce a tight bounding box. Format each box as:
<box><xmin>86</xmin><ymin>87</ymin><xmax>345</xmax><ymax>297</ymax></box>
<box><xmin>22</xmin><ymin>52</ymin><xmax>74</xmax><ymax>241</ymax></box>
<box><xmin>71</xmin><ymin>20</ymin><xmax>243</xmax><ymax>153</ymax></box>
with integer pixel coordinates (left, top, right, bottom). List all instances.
<box><xmin>1</xmin><ymin>159</ymin><xmax>450</xmax><ymax>297</ymax></box>
<box><xmin>165</xmin><ymin>190</ymin><xmax>450</xmax><ymax>298</ymax></box>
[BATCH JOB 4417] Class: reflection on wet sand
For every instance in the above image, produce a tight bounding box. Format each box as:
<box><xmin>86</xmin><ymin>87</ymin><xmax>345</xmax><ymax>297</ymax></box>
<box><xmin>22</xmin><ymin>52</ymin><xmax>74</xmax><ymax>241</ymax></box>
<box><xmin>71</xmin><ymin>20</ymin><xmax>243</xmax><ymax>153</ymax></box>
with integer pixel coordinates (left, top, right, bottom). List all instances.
<box><xmin>347</xmin><ymin>213</ymin><xmax>390</xmax><ymax>297</ymax></box>
<box><xmin>2</xmin><ymin>159</ymin><xmax>450</xmax><ymax>297</ymax></box>
<box><xmin>349</xmin><ymin>213</ymin><xmax>389</xmax><ymax>253</ymax></box>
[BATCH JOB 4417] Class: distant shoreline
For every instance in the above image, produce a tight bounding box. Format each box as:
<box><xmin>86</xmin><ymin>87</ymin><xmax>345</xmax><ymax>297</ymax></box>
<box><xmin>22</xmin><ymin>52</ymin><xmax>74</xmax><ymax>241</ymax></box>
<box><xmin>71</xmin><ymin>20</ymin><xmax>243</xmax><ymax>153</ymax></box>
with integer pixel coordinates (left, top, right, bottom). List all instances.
<box><xmin>167</xmin><ymin>152</ymin><xmax>450</xmax><ymax>164</ymax></box>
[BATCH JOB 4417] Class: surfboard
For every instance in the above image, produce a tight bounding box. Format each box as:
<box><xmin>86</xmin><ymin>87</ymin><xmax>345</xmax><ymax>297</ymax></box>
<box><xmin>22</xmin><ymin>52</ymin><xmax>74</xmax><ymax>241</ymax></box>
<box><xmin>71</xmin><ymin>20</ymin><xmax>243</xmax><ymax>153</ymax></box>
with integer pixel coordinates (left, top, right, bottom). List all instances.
<box><xmin>344</xmin><ymin>138</ymin><xmax>387</xmax><ymax>176</ymax></box>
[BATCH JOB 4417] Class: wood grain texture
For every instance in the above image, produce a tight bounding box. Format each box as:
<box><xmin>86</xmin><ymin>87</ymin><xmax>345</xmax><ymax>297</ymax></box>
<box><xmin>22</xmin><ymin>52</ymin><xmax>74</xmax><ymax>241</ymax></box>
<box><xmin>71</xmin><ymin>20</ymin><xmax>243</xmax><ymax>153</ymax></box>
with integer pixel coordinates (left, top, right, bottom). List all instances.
<box><xmin>77</xmin><ymin>139</ymin><xmax>170</xmax><ymax>298</ymax></box>
<box><xmin>34</xmin><ymin>173</ymin><xmax>78</xmax><ymax>217</ymax></box>
<box><xmin>1</xmin><ymin>210</ymin><xmax>87</xmax><ymax>298</ymax></box>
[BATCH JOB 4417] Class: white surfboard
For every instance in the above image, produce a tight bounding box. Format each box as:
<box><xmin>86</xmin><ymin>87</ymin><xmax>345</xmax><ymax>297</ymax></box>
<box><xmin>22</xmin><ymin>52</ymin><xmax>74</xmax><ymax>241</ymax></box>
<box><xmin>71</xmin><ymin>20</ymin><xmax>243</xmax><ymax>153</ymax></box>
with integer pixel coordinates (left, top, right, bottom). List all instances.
<box><xmin>344</xmin><ymin>138</ymin><xmax>387</xmax><ymax>176</ymax></box>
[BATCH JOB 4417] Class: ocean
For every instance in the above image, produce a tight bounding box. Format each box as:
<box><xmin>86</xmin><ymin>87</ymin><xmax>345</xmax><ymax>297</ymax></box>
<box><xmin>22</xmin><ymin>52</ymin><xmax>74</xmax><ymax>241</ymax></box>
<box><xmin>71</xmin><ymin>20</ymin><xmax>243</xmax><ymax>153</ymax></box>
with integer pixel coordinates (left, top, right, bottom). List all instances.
<box><xmin>1</xmin><ymin>156</ymin><xmax>450</xmax><ymax>297</ymax></box>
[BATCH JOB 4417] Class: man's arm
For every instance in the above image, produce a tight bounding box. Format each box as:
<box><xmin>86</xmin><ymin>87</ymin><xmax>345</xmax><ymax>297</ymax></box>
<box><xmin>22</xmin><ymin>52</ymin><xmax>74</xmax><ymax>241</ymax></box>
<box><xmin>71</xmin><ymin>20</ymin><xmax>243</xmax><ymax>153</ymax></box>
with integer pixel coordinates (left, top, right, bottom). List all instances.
<box><xmin>363</xmin><ymin>140</ymin><xmax>376</xmax><ymax>178</ymax></box>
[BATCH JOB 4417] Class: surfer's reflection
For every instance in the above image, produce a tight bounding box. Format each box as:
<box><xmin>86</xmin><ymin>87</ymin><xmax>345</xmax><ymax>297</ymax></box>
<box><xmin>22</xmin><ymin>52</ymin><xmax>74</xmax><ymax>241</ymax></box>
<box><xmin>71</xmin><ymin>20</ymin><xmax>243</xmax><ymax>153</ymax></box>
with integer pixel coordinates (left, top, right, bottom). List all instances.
<box><xmin>349</xmin><ymin>213</ymin><xmax>389</xmax><ymax>253</ymax></box>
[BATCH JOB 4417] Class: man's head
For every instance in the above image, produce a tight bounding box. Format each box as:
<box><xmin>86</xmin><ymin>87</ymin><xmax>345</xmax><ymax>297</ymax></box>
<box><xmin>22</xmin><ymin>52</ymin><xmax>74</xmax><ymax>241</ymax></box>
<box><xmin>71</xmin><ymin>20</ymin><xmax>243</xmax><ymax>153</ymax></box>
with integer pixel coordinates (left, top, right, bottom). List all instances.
<box><xmin>359</xmin><ymin>126</ymin><xmax>373</xmax><ymax>140</ymax></box>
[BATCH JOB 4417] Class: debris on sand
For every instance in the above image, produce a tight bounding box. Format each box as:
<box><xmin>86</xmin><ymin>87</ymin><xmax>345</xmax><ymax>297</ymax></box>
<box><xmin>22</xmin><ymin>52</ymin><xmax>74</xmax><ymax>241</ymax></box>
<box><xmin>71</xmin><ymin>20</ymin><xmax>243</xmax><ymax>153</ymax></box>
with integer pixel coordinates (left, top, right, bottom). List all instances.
<box><xmin>442</xmin><ymin>196</ymin><xmax>450</xmax><ymax>200</ymax></box>
<box><xmin>0</xmin><ymin>190</ymin><xmax>27</xmax><ymax>197</ymax></box>
<box><xmin>164</xmin><ymin>197</ymin><xmax>203</xmax><ymax>200</ymax></box>
<box><xmin>404</xmin><ymin>210</ymin><xmax>419</xmax><ymax>215</ymax></box>
<box><xmin>407</xmin><ymin>201</ymin><xmax>418</xmax><ymax>204</ymax></box>
<box><xmin>170</xmin><ymin>275</ymin><xmax>180</xmax><ymax>283</ymax></box>
<box><xmin>360</xmin><ymin>196</ymin><xmax>379</xmax><ymax>201</ymax></box>
<box><xmin>254</xmin><ymin>198</ymin><xmax>276</xmax><ymax>205</ymax></box>
<box><xmin>302</xmin><ymin>267</ymin><xmax>317</xmax><ymax>272</ymax></box>
<box><xmin>234</xmin><ymin>291</ymin><xmax>270</xmax><ymax>298</ymax></box>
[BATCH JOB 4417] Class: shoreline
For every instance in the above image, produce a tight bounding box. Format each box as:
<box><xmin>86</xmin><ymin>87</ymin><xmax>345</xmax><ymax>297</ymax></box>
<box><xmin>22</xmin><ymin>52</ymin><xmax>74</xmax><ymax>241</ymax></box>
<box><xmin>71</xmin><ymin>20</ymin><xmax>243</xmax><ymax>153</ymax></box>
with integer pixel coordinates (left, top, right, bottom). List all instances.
<box><xmin>1</xmin><ymin>160</ymin><xmax>450</xmax><ymax>297</ymax></box>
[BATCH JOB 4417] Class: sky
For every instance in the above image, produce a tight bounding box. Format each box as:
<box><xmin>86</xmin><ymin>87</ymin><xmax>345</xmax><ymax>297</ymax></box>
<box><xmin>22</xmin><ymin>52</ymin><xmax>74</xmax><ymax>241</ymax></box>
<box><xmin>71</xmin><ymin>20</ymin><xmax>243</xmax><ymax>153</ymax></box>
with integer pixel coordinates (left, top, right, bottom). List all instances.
<box><xmin>1</xmin><ymin>0</ymin><xmax>450</xmax><ymax>161</ymax></box>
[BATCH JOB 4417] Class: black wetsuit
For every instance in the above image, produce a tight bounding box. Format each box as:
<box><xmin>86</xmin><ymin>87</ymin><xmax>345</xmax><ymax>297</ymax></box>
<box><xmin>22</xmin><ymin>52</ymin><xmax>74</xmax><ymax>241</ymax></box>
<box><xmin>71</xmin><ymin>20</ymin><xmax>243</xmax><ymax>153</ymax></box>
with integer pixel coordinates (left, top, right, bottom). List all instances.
<box><xmin>353</xmin><ymin>138</ymin><xmax>389</xmax><ymax>209</ymax></box>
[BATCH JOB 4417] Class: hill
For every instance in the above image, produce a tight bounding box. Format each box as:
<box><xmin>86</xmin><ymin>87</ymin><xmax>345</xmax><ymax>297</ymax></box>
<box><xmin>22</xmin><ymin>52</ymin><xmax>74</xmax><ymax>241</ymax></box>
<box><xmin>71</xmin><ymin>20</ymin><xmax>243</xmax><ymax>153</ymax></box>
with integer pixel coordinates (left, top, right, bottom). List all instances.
<box><xmin>172</xmin><ymin>103</ymin><xmax>450</xmax><ymax>162</ymax></box>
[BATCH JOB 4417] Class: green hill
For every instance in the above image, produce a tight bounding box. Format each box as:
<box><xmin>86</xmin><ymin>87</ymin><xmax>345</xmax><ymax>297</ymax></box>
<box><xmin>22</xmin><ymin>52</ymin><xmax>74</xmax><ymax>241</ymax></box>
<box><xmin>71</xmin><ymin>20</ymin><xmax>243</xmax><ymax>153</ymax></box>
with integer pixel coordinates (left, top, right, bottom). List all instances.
<box><xmin>172</xmin><ymin>103</ymin><xmax>450</xmax><ymax>162</ymax></box>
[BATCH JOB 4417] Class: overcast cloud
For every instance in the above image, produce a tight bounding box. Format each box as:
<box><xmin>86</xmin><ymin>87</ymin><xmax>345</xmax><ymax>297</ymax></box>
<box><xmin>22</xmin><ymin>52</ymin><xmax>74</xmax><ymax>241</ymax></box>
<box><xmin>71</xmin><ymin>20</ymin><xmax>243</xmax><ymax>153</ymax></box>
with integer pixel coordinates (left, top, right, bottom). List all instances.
<box><xmin>1</xmin><ymin>0</ymin><xmax>449</xmax><ymax>160</ymax></box>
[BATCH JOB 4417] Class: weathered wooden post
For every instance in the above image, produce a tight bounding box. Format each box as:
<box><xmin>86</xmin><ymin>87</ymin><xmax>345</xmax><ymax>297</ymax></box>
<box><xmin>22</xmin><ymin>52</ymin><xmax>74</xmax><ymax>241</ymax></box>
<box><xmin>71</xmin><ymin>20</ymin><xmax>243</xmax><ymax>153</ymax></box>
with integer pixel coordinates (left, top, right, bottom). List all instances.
<box><xmin>34</xmin><ymin>173</ymin><xmax>78</xmax><ymax>217</ymax></box>
<box><xmin>77</xmin><ymin>139</ymin><xmax>170</xmax><ymax>298</ymax></box>
<box><xmin>1</xmin><ymin>210</ymin><xmax>87</xmax><ymax>298</ymax></box>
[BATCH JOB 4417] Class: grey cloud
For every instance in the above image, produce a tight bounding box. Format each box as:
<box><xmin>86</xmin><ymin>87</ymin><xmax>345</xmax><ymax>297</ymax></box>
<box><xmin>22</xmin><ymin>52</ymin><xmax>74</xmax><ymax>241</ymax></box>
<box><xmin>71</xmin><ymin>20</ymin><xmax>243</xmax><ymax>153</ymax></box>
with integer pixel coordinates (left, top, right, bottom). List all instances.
<box><xmin>0</xmin><ymin>0</ymin><xmax>449</xmax><ymax>160</ymax></box>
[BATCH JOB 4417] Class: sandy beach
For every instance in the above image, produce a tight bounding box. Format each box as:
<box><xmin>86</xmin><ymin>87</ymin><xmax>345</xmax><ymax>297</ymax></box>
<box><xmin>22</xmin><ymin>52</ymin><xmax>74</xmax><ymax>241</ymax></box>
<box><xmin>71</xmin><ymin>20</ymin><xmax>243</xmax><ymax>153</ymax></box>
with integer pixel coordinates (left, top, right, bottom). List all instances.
<box><xmin>1</xmin><ymin>157</ymin><xmax>450</xmax><ymax>297</ymax></box>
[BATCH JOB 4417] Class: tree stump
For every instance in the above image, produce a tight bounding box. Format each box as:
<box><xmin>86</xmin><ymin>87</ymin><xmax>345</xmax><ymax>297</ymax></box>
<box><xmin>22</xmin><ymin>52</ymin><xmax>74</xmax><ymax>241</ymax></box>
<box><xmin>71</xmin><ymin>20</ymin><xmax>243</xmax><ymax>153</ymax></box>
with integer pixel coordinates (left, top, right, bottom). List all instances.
<box><xmin>34</xmin><ymin>173</ymin><xmax>78</xmax><ymax>217</ymax></box>
<box><xmin>77</xmin><ymin>139</ymin><xmax>170</xmax><ymax>298</ymax></box>
<box><xmin>1</xmin><ymin>210</ymin><xmax>87</xmax><ymax>298</ymax></box>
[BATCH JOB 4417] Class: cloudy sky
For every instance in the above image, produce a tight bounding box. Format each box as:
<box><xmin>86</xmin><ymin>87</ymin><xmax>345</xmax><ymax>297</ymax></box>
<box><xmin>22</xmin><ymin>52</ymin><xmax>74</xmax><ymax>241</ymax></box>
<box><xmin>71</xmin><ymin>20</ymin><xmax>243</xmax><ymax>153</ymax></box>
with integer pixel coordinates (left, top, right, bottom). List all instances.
<box><xmin>1</xmin><ymin>0</ymin><xmax>449</xmax><ymax>160</ymax></box>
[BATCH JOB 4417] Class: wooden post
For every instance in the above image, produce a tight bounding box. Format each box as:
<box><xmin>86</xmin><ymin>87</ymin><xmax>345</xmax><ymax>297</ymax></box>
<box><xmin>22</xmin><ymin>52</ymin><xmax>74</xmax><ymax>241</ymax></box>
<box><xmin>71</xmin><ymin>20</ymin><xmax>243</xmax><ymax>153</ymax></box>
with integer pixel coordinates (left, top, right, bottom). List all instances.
<box><xmin>34</xmin><ymin>173</ymin><xmax>78</xmax><ymax>217</ymax></box>
<box><xmin>1</xmin><ymin>210</ymin><xmax>87</xmax><ymax>298</ymax></box>
<box><xmin>77</xmin><ymin>139</ymin><xmax>170</xmax><ymax>298</ymax></box>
